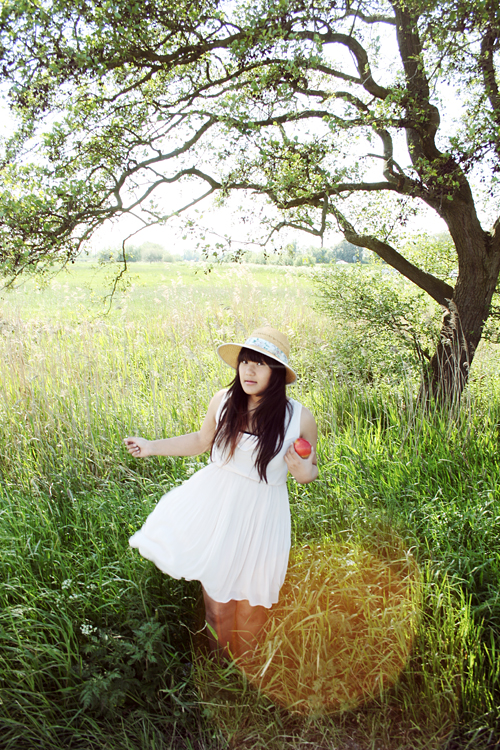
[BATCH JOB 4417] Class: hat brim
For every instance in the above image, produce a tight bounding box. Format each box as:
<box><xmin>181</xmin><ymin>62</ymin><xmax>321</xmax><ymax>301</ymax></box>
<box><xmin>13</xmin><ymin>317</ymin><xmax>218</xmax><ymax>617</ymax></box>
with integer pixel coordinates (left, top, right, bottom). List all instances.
<box><xmin>217</xmin><ymin>342</ymin><xmax>297</xmax><ymax>384</ymax></box>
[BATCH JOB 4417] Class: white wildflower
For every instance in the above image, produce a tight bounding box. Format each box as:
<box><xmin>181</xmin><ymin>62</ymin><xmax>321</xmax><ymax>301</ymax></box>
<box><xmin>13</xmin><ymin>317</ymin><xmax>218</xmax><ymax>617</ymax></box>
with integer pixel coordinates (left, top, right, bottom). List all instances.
<box><xmin>80</xmin><ymin>621</ymin><xmax>97</xmax><ymax>636</ymax></box>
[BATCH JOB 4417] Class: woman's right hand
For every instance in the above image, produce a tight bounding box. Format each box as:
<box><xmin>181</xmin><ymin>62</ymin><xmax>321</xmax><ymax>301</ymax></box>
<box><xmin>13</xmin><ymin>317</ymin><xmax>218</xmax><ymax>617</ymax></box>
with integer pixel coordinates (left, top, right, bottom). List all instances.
<box><xmin>124</xmin><ymin>436</ymin><xmax>151</xmax><ymax>458</ymax></box>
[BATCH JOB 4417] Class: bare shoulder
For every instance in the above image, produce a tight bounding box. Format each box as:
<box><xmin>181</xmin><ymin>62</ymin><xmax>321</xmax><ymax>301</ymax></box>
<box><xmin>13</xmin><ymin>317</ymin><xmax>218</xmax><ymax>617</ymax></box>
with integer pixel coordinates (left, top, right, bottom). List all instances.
<box><xmin>299</xmin><ymin>405</ymin><xmax>318</xmax><ymax>445</ymax></box>
<box><xmin>205</xmin><ymin>388</ymin><xmax>227</xmax><ymax>416</ymax></box>
<box><xmin>300</xmin><ymin>405</ymin><xmax>316</xmax><ymax>428</ymax></box>
<box><xmin>211</xmin><ymin>388</ymin><xmax>228</xmax><ymax>406</ymax></box>
<box><xmin>199</xmin><ymin>389</ymin><xmax>228</xmax><ymax>437</ymax></box>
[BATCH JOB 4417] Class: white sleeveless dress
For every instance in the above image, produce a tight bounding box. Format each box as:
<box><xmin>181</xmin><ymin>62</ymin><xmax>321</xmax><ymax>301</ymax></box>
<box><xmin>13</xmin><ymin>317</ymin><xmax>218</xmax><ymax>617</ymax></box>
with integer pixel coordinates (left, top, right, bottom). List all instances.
<box><xmin>129</xmin><ymin>396</ymin><xmax>302</xmax><ymax>608</ymax></box>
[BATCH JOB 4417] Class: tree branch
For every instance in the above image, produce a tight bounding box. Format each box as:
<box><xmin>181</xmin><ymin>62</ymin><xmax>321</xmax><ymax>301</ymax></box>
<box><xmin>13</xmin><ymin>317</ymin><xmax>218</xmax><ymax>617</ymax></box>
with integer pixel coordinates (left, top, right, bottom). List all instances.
<box><xmin>479</xmin><ymin>24</ymin><xmax>500</xmax><ymax>138</ymax></box>
<box><xmin>295</xmin><ymin>30</ymin><xmax>389</xmax><ymax>100</ymax></box>
<box><xmin>281</xmin><ymin>180</ymin><xmax>420</xmax><ymax>209</ymax></box>
<box><xmin>112</xmin><ymin>117</ymin><xmax>216</xmax><ymax>194</ymax></box>
<box><xmin>393</xmin><ymin>2</ymin><xmax>441</xmax><ymax>162</ymax></box>
<box><xmin>345</xmin><ymin>10</ymin><xmax>396</xmax><ymax>26</ymax></box>
<box><xmin>330</xmin><ymin>206</ymin><xmax>454</xmax><ymax>306</ymax></box>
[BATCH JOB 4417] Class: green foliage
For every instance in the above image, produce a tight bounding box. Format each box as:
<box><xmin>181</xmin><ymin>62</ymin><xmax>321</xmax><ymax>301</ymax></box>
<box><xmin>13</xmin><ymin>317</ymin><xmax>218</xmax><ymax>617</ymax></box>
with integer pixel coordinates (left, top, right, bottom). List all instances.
<box><xmin>329</xmin><ymin>240</ymin><xmax>366</xmax><ymax>265</ymax></box>
<box><xmin>0</xmin><ymin>264</ymin><xmax>499</xmax><ymax>748</ymax></box>
<box><xmin>401</xmin><ymin>232</ymin><xmax>458</xmax><ymax>281</ymax></box>
<box><xmin>140</xmin><ymin>241</ymin><xmax>166</xmax><ymax>263</ymax></box>
<box><xmin>78</xmin><ymin>618</ymin><xmax>188</xmax><ymax>712</ymax></box>
<box><xmin>314</xmin><ymin>263</ymin><xmax>442</xmax><ymax>377</ymax></box>
<box><xmin>125</xmin><ymin>245</ymin><xmax>143</xmax><ymax>263</ymax></box>
<box><xmin>97</xmin><ymin>245</ymin><xmax>140</xmax><ymax>263</ymax></box>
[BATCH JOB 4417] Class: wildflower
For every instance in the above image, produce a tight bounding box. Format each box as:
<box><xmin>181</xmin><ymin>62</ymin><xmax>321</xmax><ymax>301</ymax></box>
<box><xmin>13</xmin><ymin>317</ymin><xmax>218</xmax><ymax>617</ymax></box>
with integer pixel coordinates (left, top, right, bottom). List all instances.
<box><xmin>80</xmin><ymin>621</ymin><xmax>97</xmax><ymax>636</ymax></box>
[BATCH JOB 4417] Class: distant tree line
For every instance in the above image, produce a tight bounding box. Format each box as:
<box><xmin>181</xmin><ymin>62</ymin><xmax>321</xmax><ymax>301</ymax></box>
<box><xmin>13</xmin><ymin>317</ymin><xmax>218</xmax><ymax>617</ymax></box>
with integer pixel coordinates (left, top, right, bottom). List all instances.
<box><xmin>243</xmin><ymin>240</ymin><xmax>368</xmax><ymax>266</ymax></box>
<box><xmin>97</xmin><ymin>241</ymin><xmax>189</xmax><ymax>263</ymax></box>
<box><xmin>96</xmin><ymin>236</ymin><xmax>455</xmax><ymax>272</ymax></box>
<box><xmin>95</xmin><ymin>239</ymin><xmax>366</xmax><ymax>265</ymax></box>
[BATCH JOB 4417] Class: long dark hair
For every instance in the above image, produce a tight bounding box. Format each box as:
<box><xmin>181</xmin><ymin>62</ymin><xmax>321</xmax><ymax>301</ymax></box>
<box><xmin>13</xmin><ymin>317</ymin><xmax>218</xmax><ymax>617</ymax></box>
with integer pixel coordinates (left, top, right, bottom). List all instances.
<box><xmin>212</xmin><ymin>347</ymin><xmax>292</xmax><ymax>482</ymax></box>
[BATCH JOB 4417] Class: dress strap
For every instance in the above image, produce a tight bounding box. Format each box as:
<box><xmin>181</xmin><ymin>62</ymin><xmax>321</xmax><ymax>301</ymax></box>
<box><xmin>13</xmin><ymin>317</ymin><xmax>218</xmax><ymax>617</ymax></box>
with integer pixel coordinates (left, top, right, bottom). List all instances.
<box><xmin>286</xmin><ymin>398</ymin><xmax>302</xmax><ymax>436</ymax></box>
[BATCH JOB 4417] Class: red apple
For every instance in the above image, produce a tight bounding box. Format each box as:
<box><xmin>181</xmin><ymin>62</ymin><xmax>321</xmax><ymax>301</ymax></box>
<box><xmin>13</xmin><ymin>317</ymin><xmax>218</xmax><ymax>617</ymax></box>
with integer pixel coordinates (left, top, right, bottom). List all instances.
<box><xmin>294</xmin><ymin>437</ymin><xmax>312</xmax><ymax>458</ymax></box>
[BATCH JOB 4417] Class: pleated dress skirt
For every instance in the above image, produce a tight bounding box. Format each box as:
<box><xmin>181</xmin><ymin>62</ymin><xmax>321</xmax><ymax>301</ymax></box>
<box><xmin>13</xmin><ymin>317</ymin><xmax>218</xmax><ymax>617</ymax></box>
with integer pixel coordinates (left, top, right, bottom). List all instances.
<box><xmin>129</xmin><ymin>463</ymin><xmax>291</xmax><ymax>608</ymax></box>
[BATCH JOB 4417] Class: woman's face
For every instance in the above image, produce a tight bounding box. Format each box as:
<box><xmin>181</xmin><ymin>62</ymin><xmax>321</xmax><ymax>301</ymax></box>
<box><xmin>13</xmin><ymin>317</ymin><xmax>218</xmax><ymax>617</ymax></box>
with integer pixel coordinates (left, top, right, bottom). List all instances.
<box><xmin>239</xmin><ymin>356</ymin><xmax>273</xmax><ymax>398</ymax></box>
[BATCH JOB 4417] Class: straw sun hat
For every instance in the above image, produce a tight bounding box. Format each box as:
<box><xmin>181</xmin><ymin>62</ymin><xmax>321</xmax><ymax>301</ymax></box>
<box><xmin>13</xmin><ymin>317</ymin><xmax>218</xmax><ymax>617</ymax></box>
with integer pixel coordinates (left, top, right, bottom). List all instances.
<box><xmin>217</xmin><ymin>326</ymin><xmax>297</xmax><ymax>384</ymax></box>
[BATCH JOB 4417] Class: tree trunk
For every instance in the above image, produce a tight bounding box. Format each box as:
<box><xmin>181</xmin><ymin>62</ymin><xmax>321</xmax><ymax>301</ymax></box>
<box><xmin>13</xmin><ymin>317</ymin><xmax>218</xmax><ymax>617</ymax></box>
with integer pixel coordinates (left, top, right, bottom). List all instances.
<box><xmin>428</xmin><ymin>203</ymin><xmax>500</xmax><ymax>399</ymax></box>
<box><xmin>429</xmin><ymin>298</ymin><xmax>487</xmax><ymax>400</ymax></box>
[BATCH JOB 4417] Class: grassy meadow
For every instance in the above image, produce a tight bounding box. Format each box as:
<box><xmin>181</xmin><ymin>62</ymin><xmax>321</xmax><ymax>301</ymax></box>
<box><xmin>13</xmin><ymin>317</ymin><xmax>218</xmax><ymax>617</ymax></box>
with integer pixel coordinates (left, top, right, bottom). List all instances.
<box><xmin>0</xmin><ymin>261</ymin><xmax>499</xmax><ymax>750</ymax></box>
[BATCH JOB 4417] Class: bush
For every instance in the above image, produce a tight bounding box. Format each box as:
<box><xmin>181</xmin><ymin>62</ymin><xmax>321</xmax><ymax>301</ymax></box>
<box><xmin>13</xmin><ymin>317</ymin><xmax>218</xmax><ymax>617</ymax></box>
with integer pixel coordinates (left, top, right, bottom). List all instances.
<box><xmin>314</xmin><ymin>264</ymin><xmax>442</xmax><ymax>382</ymax></box>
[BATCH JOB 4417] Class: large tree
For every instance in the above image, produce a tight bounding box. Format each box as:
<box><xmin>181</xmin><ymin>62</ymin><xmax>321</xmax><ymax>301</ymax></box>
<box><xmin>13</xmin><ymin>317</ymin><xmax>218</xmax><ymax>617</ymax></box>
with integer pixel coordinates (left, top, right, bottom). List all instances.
<box><xmin>1</xmin><ymin>0</ymin><xmax>499</xmax><ymax>394</ymax></box>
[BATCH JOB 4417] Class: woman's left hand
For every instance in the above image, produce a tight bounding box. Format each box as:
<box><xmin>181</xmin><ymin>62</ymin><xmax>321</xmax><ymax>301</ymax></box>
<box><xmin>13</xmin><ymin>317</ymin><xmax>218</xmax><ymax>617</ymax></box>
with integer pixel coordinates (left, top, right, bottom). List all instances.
<box><xmin>284</xmin><ymin>406</ymin><xmax>319</xmax><ymax>484</ymax></box>
<box><xmin>284</xmin><ymin>442</ymin><xmax>318</xmax><ymax>484</ymax></box>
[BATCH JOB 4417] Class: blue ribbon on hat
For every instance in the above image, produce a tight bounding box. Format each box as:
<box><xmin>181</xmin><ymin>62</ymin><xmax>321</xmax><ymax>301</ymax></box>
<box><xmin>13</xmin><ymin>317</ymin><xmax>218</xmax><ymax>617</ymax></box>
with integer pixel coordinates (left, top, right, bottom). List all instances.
<box><xmin>244</xmin><ymin>336</ymin><xmax>289</xmax><ymax>365</ymax></box>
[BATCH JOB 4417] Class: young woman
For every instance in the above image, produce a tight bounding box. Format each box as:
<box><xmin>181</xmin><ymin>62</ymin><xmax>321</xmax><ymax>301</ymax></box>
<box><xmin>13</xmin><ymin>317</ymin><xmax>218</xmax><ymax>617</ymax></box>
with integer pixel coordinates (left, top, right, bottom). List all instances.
<box><xmin>124</xmin><ymin>326</ymin><xmax>317</xmax><ymax>659</ymax></box>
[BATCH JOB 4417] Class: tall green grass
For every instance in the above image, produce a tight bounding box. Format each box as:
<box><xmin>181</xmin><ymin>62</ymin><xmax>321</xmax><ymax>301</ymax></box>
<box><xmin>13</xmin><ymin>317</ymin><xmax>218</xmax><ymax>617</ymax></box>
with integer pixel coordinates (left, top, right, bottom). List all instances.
<box><xmin>0</xmin><ymin>262</ymin><xmax>499</xmax><ymax>749</ymax></box>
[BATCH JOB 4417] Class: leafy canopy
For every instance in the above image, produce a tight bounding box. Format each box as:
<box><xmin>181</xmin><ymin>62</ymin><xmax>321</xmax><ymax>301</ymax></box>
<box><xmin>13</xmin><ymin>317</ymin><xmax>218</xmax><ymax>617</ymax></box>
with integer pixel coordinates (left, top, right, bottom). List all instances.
<box><xmin>0</xmin><ymin>0</ymin><xmax>499</xmax><ymax>303</ymax></box>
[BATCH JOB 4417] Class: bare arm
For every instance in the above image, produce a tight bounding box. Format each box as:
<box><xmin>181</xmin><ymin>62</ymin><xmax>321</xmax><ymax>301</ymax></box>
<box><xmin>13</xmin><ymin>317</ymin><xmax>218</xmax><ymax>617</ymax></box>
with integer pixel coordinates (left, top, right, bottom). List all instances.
<box><xmin>284</xmin><ymin>406</ymin><xmax>319</xmax><ymax>484</ymax></box>
<box><xmin>124</xmin><ymin>390</ymin><xmax>226</xmax><ymax>458</ymax></box>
